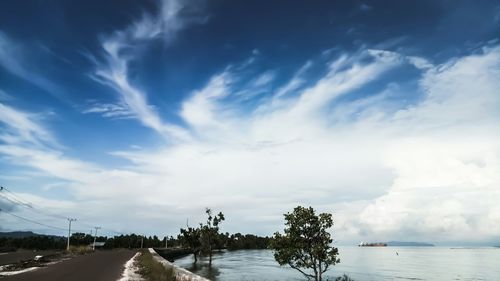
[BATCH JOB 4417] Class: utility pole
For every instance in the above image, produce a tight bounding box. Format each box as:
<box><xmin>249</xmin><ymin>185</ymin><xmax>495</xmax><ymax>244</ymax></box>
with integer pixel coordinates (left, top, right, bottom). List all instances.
<box><xmin>140</xmin><ymin>235</ymin><xmax>144</xmax><ymax>249</ymax></box>
<box><xmin>92</xmin><ymin>226</ymin><xmax>101</xmax><ymax>250</ymax></box>
<box><xmin>66</xmin><ymin>218</ymin><xmax>76</xmax><ymax>251</ymax></box>
<box><xmin>165</xmin><ymin>236</ymin><xmax>168</xmax><ymax>248</ymax></box>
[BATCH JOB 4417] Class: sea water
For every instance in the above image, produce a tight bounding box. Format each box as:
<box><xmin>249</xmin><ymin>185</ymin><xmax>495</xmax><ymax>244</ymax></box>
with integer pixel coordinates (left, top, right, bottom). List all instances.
<box><xmin>173</xmin><ymin>246</ymin><xmax>500</xmax><ymax>280</ymax></box>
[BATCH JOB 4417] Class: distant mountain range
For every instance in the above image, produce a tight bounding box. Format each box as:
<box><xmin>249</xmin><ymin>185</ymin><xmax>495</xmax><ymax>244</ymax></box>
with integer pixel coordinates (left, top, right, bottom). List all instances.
<box><xmin>0</xmin><ymin>231</ymin><xmax>41</xmax><ymax>238</ymax></box>
<box><xmin>0</xmin><ymin>231</ymin><xmax>61</xmax><ymax>239</ymax></box>
<box><xmin>387</xmin><ymin>241</ymin><xmax>434</xmax><ymax>247</ymax></box>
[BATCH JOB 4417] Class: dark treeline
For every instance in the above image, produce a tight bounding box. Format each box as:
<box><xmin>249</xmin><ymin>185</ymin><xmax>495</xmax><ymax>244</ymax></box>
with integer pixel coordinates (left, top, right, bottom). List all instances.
<box><xmin>0</xmin><ymin>233</ymin><xmax>176</xmax><ymax>251</ymax></box>
<box><xmin>0</xmin><ymin>235</ymin><xmax>66</xmax><ymax>250</ymax></box>
<box><xmin>226</xmin><ymin>233</ymin><xmax>271</xmax><ymax>250</ymax></box>
<box><xmin>0</xmin><ymin>231</ymin><xmax>270</xmax><ymax>251</ymax></box>
<box><xmin>208</xmin><ymin>232</ymin><xmax>271</xmax><ymax>250</ymax></box>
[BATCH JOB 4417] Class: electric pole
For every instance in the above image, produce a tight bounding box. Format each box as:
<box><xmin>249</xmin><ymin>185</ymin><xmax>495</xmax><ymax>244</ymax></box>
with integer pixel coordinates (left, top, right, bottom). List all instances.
<box><xmin>92</xmin><ymin>226</ymin><xmax>101</xmax><ymax>250</ymax></box>
<box><xmin>165</xmin><ymin>236</ymin><xmax>168</xmax><ymax>248</ymax></box>
<box><xmin>140</xmin><ymin>235</ymin><xmax>144</xmax><ymax>249</ymax></box>
<box><xmin>66</xmin><ymin>218</ymin><xmax>76</xmax><ymax>251</ymax></box>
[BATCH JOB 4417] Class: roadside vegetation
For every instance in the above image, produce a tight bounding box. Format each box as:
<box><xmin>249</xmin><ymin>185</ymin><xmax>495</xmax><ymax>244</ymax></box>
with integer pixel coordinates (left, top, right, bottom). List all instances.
<box><xmin>67</xmin><ymin>245</ymin><xmax>94</xmax><ymax>255</ymax></box>
<box><xmin>138</xmin><ymin>250</ymin><xmax>176</xmax><ymax>281</ymax></box>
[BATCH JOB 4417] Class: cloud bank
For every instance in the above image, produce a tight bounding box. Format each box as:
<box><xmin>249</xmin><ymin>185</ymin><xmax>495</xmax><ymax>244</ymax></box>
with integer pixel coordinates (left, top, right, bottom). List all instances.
<box><xmin>0</xmin><ymin>0</ymin><xmax>498</xmax><ymax>244</ymax></box>
<box><xmin>1</xmin><ymin>43</ymin><xmax>499</xmax><ymax>243</ymax></box>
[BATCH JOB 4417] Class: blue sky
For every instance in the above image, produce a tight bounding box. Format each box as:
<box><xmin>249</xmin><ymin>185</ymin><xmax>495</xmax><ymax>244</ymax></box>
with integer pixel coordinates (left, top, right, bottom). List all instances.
<box><xmin>0</xmin><ymin>0</ymin><xmax>500</xmax><ymax>244</ymax></box>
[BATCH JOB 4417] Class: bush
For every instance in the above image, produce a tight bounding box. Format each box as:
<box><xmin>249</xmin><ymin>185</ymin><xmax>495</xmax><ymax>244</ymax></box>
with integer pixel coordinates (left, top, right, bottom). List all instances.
<box><xmin>336</xmin><ymin>274</ymin><xmax>354</xmax><ymax>281</ymax></box>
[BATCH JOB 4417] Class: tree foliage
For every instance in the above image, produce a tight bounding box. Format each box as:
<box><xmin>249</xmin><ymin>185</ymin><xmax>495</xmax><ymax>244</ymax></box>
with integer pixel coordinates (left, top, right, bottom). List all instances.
<box><xmin>200</xmin><ymin>208</ymin><xmax>225</xmax><ymax>265</ymax></box>
<box><xmin>178</xmin><ymin>227</ymin><xmax>202</xmax><ymax>262</ymax></box>
<box><xmin>271</xmin><ymin>206</ymin><xmax>340</xmax><ymax>281</ymax></box>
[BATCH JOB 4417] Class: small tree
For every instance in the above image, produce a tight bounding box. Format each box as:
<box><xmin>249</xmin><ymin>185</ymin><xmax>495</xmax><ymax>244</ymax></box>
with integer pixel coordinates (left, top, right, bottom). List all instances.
<box><xmin>179</xmin><ymin>227</ymin><xmax>202</xmax><ymax>263</ymax></box>
<box><xmin>200</xmin><ymin>208</ymin><xmax>225</xmax><ymax>265</ymax></box>
<box><xmin>271</xmin><ymin>206</ymin><xmax>340</xmax><ymax>281</ymax></box>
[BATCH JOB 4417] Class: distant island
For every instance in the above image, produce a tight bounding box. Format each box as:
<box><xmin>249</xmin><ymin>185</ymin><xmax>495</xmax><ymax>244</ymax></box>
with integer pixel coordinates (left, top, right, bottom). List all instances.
<box><xmin>358</xmin><ymin>242</ymin><xmax>387</xmax><ymax>247</ymax></box>
<box><xmin>359</xmin><ymin>241</ymin><xmax>434</xmax><ymax>247</ymax></box>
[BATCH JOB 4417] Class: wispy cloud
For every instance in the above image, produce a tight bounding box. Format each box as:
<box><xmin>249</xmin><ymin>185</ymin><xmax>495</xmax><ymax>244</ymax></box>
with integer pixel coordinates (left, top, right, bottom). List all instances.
<box><xmin>83</xmin><ymin>101</ymin><xmax>134</xmax><ymax>119</ymax></box>
<box><xmin>0</xmin><ymin>32</ymin><xmax>66</xmax><ymax>100</ymax></box>
<box><xmin>0</xmin><ymin>103</ymin><xmax>56</xmax><ymax>147</ymax></box>
<box><xmin>0</xmin><ymin>89</ymin><xmax>13</xmax><ymax>101</ymax></box>
<box><xmin>273</xmin><ymin>60</ymin><xmax>313</xmax><ymax>99</ymax></box>
<box><xmin>359</xmin><ymin>3</ymin><xmax>373</xmax><ymax>12</ymax></box>
<box><xmin>90</xmin><ymin>0</ymin><xmax>207</xmax><ymax>141</ymax></box>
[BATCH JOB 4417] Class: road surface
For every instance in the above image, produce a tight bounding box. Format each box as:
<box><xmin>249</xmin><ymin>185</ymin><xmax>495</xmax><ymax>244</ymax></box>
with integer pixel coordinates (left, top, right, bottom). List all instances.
<box><xmin>2</xmin><ymin>249</ymin><xmax>137</xmax><ymax>281</ymax></box>
<box><xmin>0</xmin><ymin>250</ymin><xmax>61</xmax><ymax>266</ymax></box>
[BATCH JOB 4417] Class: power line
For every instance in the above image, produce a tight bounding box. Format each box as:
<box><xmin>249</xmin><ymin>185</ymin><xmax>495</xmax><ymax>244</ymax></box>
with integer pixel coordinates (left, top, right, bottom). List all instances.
<box><xmin>0</xmin><ymin>192</ymin><xmax>32</xmax><ymax>208</ymax></box>
<box><xmin>0</xmin><ymin>189</ymin><xmax>68</xmax><ymax>220</ymax></box>
<box><xmin>1</xmin><ymin>185</ymin><xmax>129</xmax><ymax>237</ymax></box>
<box><xmin>0</xmin><ymin>208</ymin><xmax>67</xmax><ymax>231</ymax></box>
<box><xmin>1</xmin><ymin>186</ymin><xmax>34</xmax><ymax>207</ymax></box>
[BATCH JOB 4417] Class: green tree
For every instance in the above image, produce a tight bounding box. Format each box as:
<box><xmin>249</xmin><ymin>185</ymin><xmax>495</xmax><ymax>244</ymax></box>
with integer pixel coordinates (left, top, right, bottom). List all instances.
<box><xmin>271</xmin><ymin>206</ymin><xmax>340</xmax><ymax>281</ymax></box>
<box><xmin>178</xmin><ymin>227</ymin><xmax>202</xmax><ymax>263</ymax></box>
<box><xmin>200</xmin><ymin>208</ymin><xmax>225</xmax><ymax>265</ymax></box>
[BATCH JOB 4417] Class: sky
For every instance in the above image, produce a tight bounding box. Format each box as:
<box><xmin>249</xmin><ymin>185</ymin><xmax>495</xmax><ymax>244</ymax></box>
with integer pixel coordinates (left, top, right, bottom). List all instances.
<box><xmin>0</xmin><ymin>0</ymin><xmax>499</xmax><ymax>245</ymax></box>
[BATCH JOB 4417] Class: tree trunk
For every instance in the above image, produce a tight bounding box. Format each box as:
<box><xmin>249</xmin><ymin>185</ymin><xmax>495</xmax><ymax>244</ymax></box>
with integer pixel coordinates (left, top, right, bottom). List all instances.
<box><xmin>313</xmin><ymin>259</ymin><xmax>319</xmax><ymax>281</ymax></box>
<box><xmin>318</xmin><ymin>262</ymin><xmax>322</xmax><ymax>281</ymax></box>
<box><xmin>209</xmin><ymin>244</ymin><xmax>212</xmax><ymax>265</ymax></box>
<box><xmin>209</xmin><ymin>233</ymin><xmax>214</xmax><ymax>265</ymax></box>
<box><xmin>194</xmin><ymin>252</ymin><xmax>198</xmax><ymax>263</ymax></box>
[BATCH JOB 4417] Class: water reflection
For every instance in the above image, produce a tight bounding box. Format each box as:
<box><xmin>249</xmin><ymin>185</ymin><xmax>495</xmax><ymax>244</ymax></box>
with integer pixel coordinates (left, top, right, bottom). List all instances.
<box><xmin>181</xmin><ymin>255</ymin><xmax>222</xmax><ymax>280</ymax></box>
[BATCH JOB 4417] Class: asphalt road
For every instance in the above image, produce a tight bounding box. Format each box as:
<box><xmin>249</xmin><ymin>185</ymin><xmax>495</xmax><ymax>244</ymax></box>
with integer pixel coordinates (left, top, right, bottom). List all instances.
<box><xmin>2</xmin><ymin>250</ymin><xmax>137</xmax><ymax>281</ymax></box>
<box><xmin>0</xmin><ymin>250</ymin><xmax>61</xmax><ymax>266</ymax></box>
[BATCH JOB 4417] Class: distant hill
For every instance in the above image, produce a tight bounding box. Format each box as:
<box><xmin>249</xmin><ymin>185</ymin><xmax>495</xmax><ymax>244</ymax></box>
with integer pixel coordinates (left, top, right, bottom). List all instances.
<box><xmin>0</xmin><ymin>231</ymin><xmax>42</xmax><ymax>238</ymax></box>
<box><xmin>387</xmin><ymin>241</ymin><xmax>434</xmax><ymax>247</ymax></box>
<box><xmin>0</xmin><ymin>231</ymin><xmax>63</xmax><ymax>239</ymax></box>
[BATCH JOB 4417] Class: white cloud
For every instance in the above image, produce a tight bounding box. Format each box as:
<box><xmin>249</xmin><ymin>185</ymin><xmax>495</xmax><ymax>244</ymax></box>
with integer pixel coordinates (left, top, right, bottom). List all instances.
<box><xmin>356</xmin><ymin>46</ymin><xmax>500</xmax><ymax>243</ymax></box>
<box><xmin>2</xmin><ymin>44</ymin><xmax>500</xmax><ymax>243</ymax></box>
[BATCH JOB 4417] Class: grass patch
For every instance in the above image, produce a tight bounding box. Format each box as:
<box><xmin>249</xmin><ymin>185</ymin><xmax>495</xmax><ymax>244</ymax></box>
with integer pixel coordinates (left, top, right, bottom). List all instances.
<box><xmin>138</xmin><ymin>250</ymin><xmax>176</xmax><ymax>281</ymax></box>
<box><xmin>67</xmin><ymin>246</ymin><xmax>93</xmax><ymax>255</ymax></box>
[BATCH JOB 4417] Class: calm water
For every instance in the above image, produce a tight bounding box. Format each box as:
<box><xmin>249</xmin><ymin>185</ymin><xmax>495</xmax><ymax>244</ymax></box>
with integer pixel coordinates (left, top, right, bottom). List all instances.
<box><xmin>173</xmin><ymin>247</ymin><xmax>500</xmax><ymax>280</ymax></box>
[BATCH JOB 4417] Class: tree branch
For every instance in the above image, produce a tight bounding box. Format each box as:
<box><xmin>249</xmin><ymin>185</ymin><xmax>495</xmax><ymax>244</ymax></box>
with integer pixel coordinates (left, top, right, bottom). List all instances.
<box><xmin>289</xmin><ymin>264</ymin><xmax>315</xmax><ymax>279</ymax></box>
